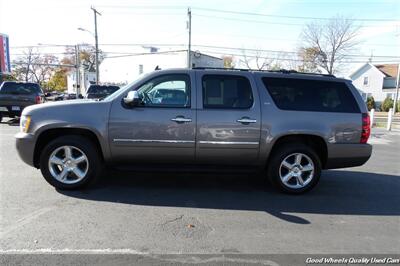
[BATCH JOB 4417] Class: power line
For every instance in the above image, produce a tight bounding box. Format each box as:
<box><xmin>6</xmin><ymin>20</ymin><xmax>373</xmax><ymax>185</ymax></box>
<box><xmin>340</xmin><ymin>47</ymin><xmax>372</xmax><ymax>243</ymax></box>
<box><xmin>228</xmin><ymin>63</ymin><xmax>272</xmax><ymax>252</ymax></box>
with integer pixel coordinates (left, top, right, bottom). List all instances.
<box><xmin>191</xmin><ymin>44</ymin><xmax>400</xmax><ymax>58</ymax></box>
<box><xmin>197</xmin><ymin>49</ymin><xmax>400</xmax><ymax>64</ymax></box>
<box><xmin>193</xmin><ymin>13</ymin><xmax>398</xmax><ymax>28</ymax></box>
<box><xmin>103</xmin><ymin>49</ymin><xmax>187</xmax><ymax>59</ymax></box>
<box><xmin>10</xmin><ymin>44</ymin><xmax>399</xmax><ymax>59</ymax></box>
<box><xmin>192</xmin><ymin>6</ymin><xmax>400</xmax><ymax>22</ymax></box>
<box><xmin>96</xmin><ymin>5</ymin><xmax>399</xmax><ymax>22</ymax></box>
<box><xmin>194</xmin><ymin>31</ymin><xmax>400</xmax><ymax>47</ymax></box>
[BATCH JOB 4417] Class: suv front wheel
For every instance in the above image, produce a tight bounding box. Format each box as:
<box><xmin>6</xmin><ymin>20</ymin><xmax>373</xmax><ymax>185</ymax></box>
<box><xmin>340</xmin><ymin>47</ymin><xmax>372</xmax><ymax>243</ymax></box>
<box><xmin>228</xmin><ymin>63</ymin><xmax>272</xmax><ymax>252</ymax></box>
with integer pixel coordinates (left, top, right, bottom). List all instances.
<box><xmin>39</xmin><ymin>135</ymin><xmax>101</xmax><ymax>189</ymax></box>
<box><xmin>267</xmin><ymin>143</ymin><xmax>321</xmax><ymax>194</ymax></box>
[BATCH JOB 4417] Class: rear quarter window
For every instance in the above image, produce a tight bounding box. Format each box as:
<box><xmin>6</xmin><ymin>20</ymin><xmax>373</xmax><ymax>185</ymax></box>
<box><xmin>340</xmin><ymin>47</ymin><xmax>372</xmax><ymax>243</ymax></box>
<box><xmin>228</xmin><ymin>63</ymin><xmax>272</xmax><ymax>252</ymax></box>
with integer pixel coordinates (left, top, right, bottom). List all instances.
<box><xmin>262</xmin><ymin>77</ymin><xmax>360</xmax><ymax>113</ymax></box>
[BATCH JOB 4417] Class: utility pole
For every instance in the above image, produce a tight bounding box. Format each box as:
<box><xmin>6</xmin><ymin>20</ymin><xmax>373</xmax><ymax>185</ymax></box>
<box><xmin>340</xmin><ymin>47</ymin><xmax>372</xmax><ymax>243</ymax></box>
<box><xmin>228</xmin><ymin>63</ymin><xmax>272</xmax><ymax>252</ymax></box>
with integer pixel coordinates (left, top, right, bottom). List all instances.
<box><xmin>91</xmin><ymin>6</ymin><xmax>101</xmax><ymax>84</ymax></box>
<box><xmin>187</xmin><ymin>7</ymin><xmax>192</xmax><ymax>68</ymax></box>
<box><xmin>393</xmin><ymin>63</ymin><xmax>400</xmax><ymax>115</ymax></box>
<box><xmin>75</xmin><ymin>44</ymin><xmax>80</xmax><ymax>98</ymax></box>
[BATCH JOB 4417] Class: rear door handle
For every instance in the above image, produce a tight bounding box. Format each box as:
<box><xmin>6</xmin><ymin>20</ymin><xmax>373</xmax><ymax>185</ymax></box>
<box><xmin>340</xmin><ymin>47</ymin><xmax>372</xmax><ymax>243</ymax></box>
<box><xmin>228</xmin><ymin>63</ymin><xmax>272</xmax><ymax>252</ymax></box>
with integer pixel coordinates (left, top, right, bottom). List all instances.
<box><xmin>237</xmin><ymin>118</ymin><xmax>257</xmax><ymax>124</ymax></box>
<box><xmin>171</xmin><ymin>116</ymin><xmax>192</xmax><ymax>123</ymax></box>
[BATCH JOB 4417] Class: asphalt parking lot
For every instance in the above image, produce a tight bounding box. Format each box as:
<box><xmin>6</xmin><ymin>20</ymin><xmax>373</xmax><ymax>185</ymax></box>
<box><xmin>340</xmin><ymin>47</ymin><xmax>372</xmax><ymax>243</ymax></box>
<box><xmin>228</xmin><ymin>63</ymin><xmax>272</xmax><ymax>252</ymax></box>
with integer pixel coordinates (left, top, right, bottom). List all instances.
<box><xmin>1</xmin><ymin>118</ymin><xmax>399</xmax><ymax>258</ymax></box>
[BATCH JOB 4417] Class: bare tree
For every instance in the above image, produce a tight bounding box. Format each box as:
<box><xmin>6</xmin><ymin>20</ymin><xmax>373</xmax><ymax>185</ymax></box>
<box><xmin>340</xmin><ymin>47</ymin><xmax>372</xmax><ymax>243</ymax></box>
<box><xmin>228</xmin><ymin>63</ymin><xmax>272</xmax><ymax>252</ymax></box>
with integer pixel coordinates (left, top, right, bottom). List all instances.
<box><xmin>12</xmin><ymin>49</ymin><xmax>59</xmax><ymax>89</ymax></box>
<box><xmin>62</xmin><ymin>44</ymin><xmax>104</xmax><ymax>72</ymax></box>
<box><xmin>241</xmin><ymin>49</ymin><xmax>275</xmax><ymax>70</ymax></box>
<box><xmin>12</xmin><ymin>48</ymin><xmax>37</xmax><ymax>82</ymax></box>
<box><xmin>301</xmin><ymin>16</ymin><xmax>360</xmax><ymax>74</ymax></box>
<box><xmin>30</xmin><ymin>54</ymin><xmax>59</xmax><ymax>87</ymax></box>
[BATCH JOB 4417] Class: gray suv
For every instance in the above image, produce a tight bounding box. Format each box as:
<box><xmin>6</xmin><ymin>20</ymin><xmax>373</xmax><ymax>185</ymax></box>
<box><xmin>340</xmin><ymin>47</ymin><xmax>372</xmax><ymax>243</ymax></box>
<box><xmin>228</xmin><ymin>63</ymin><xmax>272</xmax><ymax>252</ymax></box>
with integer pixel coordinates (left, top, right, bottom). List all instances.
<box><xmin>15</xmin><ymin>68</ymin><xmax>372</xmax><ymax>194</ymax></box>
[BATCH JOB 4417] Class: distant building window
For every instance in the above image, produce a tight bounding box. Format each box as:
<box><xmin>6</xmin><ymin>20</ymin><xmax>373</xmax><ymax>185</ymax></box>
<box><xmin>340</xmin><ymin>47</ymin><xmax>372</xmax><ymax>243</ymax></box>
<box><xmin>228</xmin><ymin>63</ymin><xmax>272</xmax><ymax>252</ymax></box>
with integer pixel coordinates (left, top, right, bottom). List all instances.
<box><xmin>363</xmin><ymin>76</ymin><xmax>369</xmax><ymax>86</ymax></box>
<box><xmin>138</xmin><ymin>64</ymin><xmax>144</xmax><ymax>75</ymax></box>
<box><xmin>387</xmin><ymin>93</ymin><xmax>394</xmax><ymax>99</ymax></box>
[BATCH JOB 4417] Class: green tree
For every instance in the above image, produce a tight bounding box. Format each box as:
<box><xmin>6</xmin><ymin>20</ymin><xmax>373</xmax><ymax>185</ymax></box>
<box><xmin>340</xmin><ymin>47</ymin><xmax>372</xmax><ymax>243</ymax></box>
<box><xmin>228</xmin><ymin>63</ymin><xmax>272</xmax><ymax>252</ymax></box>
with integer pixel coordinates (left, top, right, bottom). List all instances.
<box><xmin>297</xmin><ymin>47</ymin><xmax>322</xmax><ymax>73</ymax></box>
<box><xmin>381</xmin><ymin>97</ymin><xmax>399</xmax><ymax>112</ymax></box>
<box><xmin>366</xmin><ymin>96</ymin><xmax>375</xmax><ymax>111</ymax></box>
<box><xmin>222</xmin><ymin>55</ymin><xmax>235</xmax><ymax>68</ymax></box>
<box><xmin>47</xmin><ymin>68</ymin><xmax>68</xmax><ymax>91</ymax></box>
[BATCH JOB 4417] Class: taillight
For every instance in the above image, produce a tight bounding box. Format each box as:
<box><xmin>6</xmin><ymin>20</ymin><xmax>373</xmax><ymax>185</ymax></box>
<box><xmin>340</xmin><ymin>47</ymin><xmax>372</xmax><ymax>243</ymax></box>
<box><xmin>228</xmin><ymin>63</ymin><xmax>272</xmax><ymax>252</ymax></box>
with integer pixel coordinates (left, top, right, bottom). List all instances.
<box><xmin>35</xmin><ymin>96</ymin><xmax>41</xmax><ymax>104</ymax></box>
<box><xmin>360</xmin><ymin>113</ymin><xmax>370</xmax><ymax>144</ymax></box>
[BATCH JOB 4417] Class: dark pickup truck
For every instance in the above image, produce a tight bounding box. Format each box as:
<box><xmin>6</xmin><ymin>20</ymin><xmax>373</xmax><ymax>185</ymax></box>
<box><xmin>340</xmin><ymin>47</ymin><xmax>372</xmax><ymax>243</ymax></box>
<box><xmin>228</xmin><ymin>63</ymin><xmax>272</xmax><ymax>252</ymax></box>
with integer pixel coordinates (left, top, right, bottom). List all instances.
<box><xmin>86</xmin><ymin>85</ymin><xmax>120</xmax><ymax>100</ymax></box>
<box><xmin>0</xmin><ymin>81</ymin><xmax>45</xmax><ymax>122</ymax></box>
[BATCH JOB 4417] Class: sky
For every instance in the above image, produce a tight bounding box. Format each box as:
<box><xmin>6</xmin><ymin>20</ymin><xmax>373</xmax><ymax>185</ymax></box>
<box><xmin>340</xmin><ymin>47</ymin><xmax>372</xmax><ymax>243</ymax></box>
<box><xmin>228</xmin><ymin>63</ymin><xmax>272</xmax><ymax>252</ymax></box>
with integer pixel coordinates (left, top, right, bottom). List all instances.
<box><xmin>0</xmin><ymin>0</ymin><xmax>399</xmax><ymax>82</ymax></box>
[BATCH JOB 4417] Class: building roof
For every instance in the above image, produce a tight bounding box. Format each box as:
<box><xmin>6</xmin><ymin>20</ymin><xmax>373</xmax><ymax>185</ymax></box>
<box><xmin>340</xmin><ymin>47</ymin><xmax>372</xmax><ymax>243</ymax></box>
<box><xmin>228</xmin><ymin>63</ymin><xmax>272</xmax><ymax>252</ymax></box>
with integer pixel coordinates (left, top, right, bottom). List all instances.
<box><xmin>374</xmin><ymin>64</ymin><xmax>398</xmax><ymax>77</ymax></box>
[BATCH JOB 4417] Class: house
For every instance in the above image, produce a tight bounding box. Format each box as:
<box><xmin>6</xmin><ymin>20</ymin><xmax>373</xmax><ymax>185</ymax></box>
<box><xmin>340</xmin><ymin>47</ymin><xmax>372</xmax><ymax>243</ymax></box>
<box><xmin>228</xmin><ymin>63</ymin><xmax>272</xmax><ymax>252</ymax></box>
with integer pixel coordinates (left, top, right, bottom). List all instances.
<box><xmin>100</xmin><ymin>49</ymin><xmax>224</xmax><ymax>83</ymax></box>
<box><xmin>132</xmin><ymin>50</ymin><xmax>224</xmax><ymax>76</ymax></box>
<box><xmin>67</xmin><ymin>69</ymin><xmax>96</xmax><ymax>96</ymax></box>
<box><xmin>349</xmin><ymin>63</ymin><xmax>399</xmax><ymax>106</ymax></box>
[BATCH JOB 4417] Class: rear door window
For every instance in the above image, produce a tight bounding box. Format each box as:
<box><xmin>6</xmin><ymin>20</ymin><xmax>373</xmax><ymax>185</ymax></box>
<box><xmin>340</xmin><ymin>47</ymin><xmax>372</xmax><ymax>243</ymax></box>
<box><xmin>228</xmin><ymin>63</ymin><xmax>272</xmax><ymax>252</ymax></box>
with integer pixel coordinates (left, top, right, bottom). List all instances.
<box><xmin>202</xmin><ymin>75</ymin><xmax>253</xmax><ymax>109</ymax></box>
<box><xmin>262</xmin><ymin>77</ymin><xmax>360</xmax><ymax>113</ymax></box>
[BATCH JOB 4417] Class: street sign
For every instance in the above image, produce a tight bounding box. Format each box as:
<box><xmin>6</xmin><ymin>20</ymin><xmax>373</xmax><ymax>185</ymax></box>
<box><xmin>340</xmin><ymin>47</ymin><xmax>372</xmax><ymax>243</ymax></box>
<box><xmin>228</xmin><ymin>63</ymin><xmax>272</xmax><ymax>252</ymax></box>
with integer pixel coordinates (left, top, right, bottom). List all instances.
<box><xmin>0</xmin><ymin>34</ymin><xmax>11</xmax><ymax>74</ymax></box>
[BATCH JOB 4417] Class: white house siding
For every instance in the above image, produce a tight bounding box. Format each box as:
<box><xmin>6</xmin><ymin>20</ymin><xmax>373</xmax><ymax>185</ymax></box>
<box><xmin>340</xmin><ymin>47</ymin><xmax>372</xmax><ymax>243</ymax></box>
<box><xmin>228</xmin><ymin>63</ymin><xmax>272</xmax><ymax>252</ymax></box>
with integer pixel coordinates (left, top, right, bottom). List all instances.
<box><xmin>100</xmin><ymin>50</ymin><xmax>223</xmax><ymax>83</ymax></box>
<box><xmin>67</xmin><ymin>70</ymin><xmax>96</xmax><ymax>95</ymax></box>
<box><xmin>350</xmin><ymin>64</ymin><xmax>387</xmax><ymax>102</ymax></box>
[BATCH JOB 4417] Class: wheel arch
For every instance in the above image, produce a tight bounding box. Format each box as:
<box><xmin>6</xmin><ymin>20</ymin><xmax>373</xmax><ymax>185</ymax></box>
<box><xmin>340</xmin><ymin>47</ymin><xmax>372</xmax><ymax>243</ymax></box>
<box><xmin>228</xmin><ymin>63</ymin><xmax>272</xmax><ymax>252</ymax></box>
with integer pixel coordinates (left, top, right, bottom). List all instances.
<box><xmin>33</xmin><ymin>127</ymin><xmax>104</xmax><ymax>168</ymax></box>
<box><xmin>267</xmin><ymin>134</ymin><xmax>328</xmax><ymax>169</ymax></box>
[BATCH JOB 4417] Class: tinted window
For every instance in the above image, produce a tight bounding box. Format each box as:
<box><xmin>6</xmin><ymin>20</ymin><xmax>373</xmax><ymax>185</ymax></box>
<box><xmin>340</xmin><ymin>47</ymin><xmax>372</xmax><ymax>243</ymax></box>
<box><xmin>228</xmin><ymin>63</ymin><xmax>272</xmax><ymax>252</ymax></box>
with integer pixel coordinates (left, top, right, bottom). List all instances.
<box><xmin>202</xmin><ymin>75</ymin><xmax>253</xmax><ymax>109</ymax></box>
<box><xmin>136</xmin><ymin>74</ymin><xmax>191</xmax><ymax>108</ymax></box>
<box><xmin>0</xmin><ymin>82</ymin><xmax>41</xmax><ymax>95</ymax></box>
<box><xmin>262</xmin><ymin>77</ymin><xmax>360</xmax><ymax>113</ymax></box>
<box><xmin>87</xmin><ymin>85</ymin><xmax>119</xmax><ymax>94</ymax></box>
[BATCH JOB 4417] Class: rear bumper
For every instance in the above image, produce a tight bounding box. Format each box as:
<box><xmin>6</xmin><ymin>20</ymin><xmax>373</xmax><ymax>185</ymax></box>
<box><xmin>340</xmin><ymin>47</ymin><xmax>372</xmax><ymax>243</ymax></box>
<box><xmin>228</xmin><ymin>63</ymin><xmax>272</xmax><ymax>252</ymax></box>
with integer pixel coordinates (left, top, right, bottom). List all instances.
<box><xmin>0</xmin><ymin>110</ymin><xmax>22</xmax><ymax>117</ymax></box>
<box><xmin>0</xmin><ymin>105</ymin><xmax>28</xmax><ymax>117</ymax></box>
<box><xmin>15</xmin><ymin>132</ymin><xmax>36</xmax><ymax>167</ymax></box>
<box><xmin>325</xmin><ymin>143</ymin><xmax>372</xmax><ymax>169</ymax></box>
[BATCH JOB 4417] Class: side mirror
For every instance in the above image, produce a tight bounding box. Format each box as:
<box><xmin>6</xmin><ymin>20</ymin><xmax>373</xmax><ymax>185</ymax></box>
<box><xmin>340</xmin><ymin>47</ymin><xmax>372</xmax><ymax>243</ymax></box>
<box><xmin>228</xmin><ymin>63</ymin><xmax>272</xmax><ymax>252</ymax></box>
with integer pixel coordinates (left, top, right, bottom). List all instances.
<box><xmin>123</xmin><ymin>91</ymin><xmax>141</xmax><ymax>107</ymax></box>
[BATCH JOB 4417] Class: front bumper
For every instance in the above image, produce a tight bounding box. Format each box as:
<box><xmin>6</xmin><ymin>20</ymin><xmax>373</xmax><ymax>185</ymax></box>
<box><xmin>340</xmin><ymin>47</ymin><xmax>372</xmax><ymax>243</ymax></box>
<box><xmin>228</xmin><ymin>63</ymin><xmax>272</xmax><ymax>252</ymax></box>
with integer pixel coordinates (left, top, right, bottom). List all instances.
<box><xmin>15</xmin><ymin>132</ymin><xmax>36</xmax><ymax>167</ymax></box>
<box><xmin>325</xmin><ymin>143</ymin><xmax>372</xmax><ymax>169</ymax></box>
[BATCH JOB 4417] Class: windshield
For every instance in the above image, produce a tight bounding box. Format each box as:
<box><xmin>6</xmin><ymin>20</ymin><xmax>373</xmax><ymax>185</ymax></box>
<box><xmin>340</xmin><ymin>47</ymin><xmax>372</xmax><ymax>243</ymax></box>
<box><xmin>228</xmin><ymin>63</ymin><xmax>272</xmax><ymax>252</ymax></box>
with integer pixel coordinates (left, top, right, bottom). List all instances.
<box><xmin>0</xmin><ymin>82</ymin><xmax>41</xmax><ymax>95</ymax></box>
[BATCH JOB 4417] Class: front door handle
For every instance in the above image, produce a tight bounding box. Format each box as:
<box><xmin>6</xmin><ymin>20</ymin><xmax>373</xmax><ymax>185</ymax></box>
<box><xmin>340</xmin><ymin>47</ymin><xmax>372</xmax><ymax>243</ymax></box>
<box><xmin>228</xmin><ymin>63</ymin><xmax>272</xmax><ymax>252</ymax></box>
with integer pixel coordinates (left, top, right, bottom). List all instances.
<box><xmin>171</xmin><ymin>116</ymin><xmax>192</xmax><ymax>123</ymax></box>
<box><xmin>237</xmin><ymin>117</ymin><xmax>257</xmax><ymax>124</ymax></box>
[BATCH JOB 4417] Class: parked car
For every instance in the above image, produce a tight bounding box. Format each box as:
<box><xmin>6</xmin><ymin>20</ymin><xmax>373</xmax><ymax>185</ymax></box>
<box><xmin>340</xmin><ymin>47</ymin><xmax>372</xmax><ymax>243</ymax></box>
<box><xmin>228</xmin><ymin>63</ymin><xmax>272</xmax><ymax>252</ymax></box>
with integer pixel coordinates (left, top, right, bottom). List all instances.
<box><xmin>15</xmin><ymin>68</ymin><xmax>372</xmax><ymax>194</ymax></box>
<box><xmin>63</xmin><ymin>93</ymin><xmax>83</xmax><ymax>100</ymax></box>
<box><xmin>86</xmin><ymin>85</ymin><xmax>120</xmax><ymax>99</ymax></box>
<box><xmin>45</xmin><ymin>91</ymin><xmax>64</xmax><ymax>101</ymax></box>
<box><xmin>0</xmin><ymin>81</ymin><xmax>45</xmax><ymax>122</ymax></box>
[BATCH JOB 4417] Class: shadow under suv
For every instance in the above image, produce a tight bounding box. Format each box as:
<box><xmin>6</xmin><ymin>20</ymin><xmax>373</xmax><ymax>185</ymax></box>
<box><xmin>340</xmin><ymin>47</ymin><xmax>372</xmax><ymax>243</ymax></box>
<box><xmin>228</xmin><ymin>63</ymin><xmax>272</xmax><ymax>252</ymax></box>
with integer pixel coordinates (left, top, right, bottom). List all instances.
<box><xmin>15</xmin><ymin>68</ymin><xmax>372</xmax><ymax>194</ymax></box>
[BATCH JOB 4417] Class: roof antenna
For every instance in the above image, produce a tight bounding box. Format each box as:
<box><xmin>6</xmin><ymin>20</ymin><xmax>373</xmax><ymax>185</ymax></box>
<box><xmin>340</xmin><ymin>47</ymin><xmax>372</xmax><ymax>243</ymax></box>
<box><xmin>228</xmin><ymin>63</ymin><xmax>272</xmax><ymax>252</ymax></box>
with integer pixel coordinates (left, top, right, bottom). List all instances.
<box><xmin>368</xmin><ymin>50</ymin><xmax>374</xmax><ymax>63</ymax></box>
<box><xmin>154</xmin><ymin>65</ymin><xmax>161</xmax><ymax>70</ymax></box>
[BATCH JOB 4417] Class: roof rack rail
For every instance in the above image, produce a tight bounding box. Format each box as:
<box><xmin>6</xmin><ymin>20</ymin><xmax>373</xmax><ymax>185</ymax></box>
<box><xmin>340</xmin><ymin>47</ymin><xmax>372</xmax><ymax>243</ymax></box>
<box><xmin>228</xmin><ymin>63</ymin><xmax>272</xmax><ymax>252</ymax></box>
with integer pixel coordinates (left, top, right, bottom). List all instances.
<box><xmin>191</xmin><ymin>67</ymin><xmax>336</xmax><ymax>78</ymax></box>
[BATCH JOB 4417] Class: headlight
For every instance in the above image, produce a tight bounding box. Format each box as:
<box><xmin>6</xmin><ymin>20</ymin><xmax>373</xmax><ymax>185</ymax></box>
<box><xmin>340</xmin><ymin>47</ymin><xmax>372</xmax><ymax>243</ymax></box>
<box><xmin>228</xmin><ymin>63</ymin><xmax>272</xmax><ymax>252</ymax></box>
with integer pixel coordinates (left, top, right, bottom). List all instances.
<box><xmin>20</xmin><ymin>115</ymin><xmax>31</xmax><ymax>133</ymax></box>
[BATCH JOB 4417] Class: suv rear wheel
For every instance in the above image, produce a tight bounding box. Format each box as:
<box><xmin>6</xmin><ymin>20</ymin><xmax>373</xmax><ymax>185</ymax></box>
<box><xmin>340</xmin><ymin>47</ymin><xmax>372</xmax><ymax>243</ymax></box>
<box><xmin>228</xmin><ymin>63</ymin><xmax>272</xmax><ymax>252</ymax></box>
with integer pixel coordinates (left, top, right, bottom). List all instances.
<box><xmin>39</xmin><ymin>135</ymin><xmax>101</xmax><ymax>189</ymax></box>
<box><xmin>267</xmin><ymin>143</ymin><xmax>321</xmax><ymax>194</ymax></box>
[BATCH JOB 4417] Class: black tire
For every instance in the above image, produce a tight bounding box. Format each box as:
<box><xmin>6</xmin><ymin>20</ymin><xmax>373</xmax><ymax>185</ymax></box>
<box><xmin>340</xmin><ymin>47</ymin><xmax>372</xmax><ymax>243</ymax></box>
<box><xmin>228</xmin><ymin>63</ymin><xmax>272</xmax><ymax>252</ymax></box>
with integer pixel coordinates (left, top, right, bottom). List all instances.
<box><xmin>39</xmin><ymin>135</ymin><xmax>102</xmax><ymax>190</ymax></box>
<box><xmin>267</xmin><ymin>143</ymin><xmax>321</xmax><ymax>194</ymax></box>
